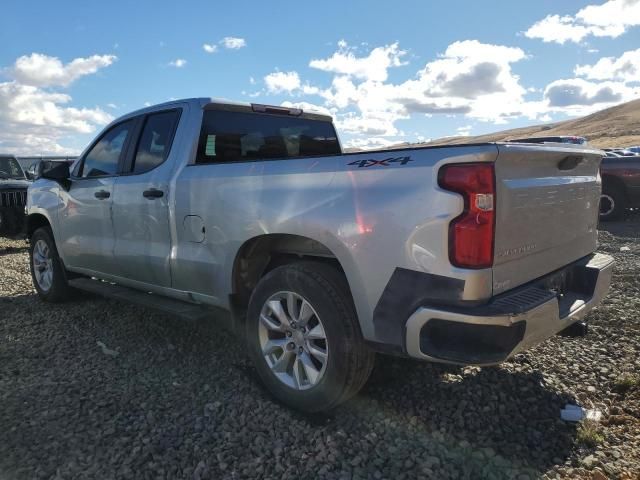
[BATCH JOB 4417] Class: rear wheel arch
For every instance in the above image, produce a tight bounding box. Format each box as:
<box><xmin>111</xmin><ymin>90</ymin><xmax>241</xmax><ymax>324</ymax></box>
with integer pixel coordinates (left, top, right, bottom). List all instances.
<box><xmin>244</xmin><ymin>260</ymin><xmax>375</xmax><ymax>411</ymax></box>
<box><xmin>230</xmin><ymin>234</ymin><xmax>352</xmax><ymax>318</ymax></box>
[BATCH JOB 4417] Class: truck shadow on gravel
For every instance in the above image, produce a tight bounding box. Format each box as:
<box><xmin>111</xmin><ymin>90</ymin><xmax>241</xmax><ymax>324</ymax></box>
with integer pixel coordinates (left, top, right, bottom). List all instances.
<box><xmin>354</xmin><ymin>357</ymin><xmax>578</xmax><ymax>473</ymax></box>
<box><xmin>1</xmin><ymin>292</ymin><xmax>579</xmax><ymax>479</ymax></box>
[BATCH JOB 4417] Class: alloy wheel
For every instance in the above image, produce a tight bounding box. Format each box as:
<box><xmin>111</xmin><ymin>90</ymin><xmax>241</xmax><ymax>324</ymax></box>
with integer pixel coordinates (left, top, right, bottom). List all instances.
<box><xmin>32</xmin><ymin>239</ymin><xmax>53</xmax><ymax>292</ymax></box>
<box><xmin>258</xmin><ymin>291</ymin><xmax>328</xmax><ymax>390</ymax></box>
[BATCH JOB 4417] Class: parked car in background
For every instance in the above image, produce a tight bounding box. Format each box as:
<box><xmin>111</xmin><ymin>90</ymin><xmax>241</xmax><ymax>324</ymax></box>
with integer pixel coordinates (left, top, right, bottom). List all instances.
<box><xmin>0</xmin><ymin>155</ymin><xmax>30</xmax><ymax>238</ymax></box>
<box><xmin>24</xmin><ymin>158</ymin><xmax>77</xmax><ymax>180</ymax></box>
<box><xmin>26</xmin><ymin>98</ymin><xmax>613</xmax><ymax>411</ymax></box>
<box><xmin>611</xmin><ymin>149</ymin><xmax>637</xmax><ymax>157</ymax></box>
<box><xmin>600</xmin><ymin>153</ymin><xmax>640</xmax><ymax>220</ymax></box>
<box><xmin>507</xmin><ymin>135</ymin><xmax>587</xmax><ymax>145</ymax></box>
<box><xmin>17</xmin><ymin>156</ymin><xmax>77</xmax><ymax>173</ymax></box>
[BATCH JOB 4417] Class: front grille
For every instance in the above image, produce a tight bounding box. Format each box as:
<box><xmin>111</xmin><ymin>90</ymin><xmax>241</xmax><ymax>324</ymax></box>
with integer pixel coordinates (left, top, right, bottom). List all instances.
<box><xmin>0</xmin><ymin>190</ymin><xmax>27</xmax><ymax>208</ymax></box>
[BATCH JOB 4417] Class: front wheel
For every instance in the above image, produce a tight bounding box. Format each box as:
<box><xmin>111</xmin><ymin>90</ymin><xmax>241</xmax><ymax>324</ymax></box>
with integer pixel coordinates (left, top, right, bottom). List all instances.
<box><xmin>246</xmin><ymin>262</ymin><xmax>374</xmax><ymax>412</ymax></box>
<box><xmin>29</xmin><ymin>227</ymin><xmax>74</xmax><ymax>302</ymax></box>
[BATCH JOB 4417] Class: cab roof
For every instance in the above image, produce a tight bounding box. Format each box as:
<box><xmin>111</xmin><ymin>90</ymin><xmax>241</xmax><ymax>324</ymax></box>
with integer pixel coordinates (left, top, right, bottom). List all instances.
<box><xmin>121</xmin><ymin>97</ymin><xmax>333</xmax><ymax>122</ymax></box>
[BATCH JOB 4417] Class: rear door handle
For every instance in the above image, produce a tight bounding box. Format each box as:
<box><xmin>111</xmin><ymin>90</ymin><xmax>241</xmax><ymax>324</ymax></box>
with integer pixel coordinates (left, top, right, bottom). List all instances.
<box><xmin>94</xmin><ymin>190</ymin><xmax>110</xmax><ymax>199</ymax></box>
<box><xmin>143</xmin><ymin>189</ymin><xmax>164</xmax><ymax>199</ymax></box>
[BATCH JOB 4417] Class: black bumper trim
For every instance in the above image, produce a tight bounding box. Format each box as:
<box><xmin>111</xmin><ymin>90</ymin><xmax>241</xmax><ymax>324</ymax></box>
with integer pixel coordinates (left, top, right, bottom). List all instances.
<box><xmin>372</xmin><ymin>268</ymin><xmax>466</xmax><ymax>350</ymax></box>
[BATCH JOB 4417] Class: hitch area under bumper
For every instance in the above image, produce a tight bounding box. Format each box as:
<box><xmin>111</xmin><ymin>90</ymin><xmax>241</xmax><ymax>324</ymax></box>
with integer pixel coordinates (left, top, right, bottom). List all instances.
<box><xmin>405</xmin><ymin>252</ymin><xmax>614</xmax><ymax>365</ymax></box>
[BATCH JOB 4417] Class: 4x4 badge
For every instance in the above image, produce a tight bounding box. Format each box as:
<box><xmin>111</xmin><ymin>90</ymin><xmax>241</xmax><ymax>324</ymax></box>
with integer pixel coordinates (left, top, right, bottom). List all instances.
<box><xmin>348</xmin><ymin>156</ymin><xmax>413</xmax><ymax>168</ymax></box>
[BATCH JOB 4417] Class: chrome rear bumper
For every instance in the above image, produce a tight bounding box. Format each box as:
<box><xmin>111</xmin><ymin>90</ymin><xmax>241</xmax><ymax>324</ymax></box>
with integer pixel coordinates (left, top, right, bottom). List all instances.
<box><xmin>405</xmin><ymin>253</ymin><xmax>614</xmax><ymax>365</ymax></box>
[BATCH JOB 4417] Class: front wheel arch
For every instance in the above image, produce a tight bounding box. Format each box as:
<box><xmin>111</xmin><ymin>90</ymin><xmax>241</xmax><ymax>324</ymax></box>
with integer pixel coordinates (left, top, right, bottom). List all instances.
<box><xmin>26</xmin><ymin>213</ymin><xmax>52</xmax><ymax>238</ymax></box>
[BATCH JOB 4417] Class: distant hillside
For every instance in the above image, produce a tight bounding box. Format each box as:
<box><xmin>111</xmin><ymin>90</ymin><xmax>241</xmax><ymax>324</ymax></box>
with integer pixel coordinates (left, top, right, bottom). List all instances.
<box><xmin>388</xmin><ymin>98</ymin><xmax>640</xmax><ymax>150</ymax></box>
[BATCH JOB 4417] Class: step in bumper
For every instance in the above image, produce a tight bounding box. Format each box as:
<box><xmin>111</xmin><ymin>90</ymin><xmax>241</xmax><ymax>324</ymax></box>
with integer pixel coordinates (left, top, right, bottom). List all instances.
<box><xmin>405</xmin><ymin>252</ymin><xmax>614</xmax><ymax>365</ymax></box>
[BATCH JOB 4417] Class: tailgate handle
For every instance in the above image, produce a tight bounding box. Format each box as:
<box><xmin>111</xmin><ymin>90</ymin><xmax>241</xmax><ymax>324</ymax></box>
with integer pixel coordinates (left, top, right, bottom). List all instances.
<box><xmin>558</xmin><ymin>155</ymin><xmax>584</xmax><ymax>170</ymax></box>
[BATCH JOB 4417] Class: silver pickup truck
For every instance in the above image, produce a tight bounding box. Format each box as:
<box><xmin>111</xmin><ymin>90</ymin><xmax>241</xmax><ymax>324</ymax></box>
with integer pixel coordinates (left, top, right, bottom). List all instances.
<box><xmin>27</xmin><ymin>98</ymin><xmax>614</xmax><ymax>411</ymax></box>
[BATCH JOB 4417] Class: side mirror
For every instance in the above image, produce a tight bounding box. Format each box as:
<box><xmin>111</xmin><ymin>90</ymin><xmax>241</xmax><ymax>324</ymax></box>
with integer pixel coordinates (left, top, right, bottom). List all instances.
<box><xmin>41</xmin><ymin>162</ymin><xmax>71</xmax><ymax>190</ymax></box>
<box><xmin>25</xmin><ymin>161</ymin><xmax>40</xmax><ymax>180</ymax></box>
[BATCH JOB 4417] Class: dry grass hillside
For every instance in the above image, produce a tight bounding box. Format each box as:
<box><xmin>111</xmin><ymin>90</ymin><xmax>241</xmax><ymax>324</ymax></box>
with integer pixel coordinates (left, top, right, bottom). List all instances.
<box><xmin>391</xmin><ymin>98</ymin><xmax>640</xmax><ymax>149</ymax></box>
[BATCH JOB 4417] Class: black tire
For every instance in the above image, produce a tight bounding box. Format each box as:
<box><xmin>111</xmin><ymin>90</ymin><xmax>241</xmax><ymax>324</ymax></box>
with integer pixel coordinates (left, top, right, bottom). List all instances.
<box><xmin>246</xmin><ymin>261</ymin><xmax>375</xmax><ymax>412</ymax></box>
<box><xmin>599</xmin><ymin>186</ymin><xmax>626</xmax><ymax>221</ymax></box>
<box><xmin>29</xmin><ymin>227</ymin><xmax>74</xmax><ymax>302</ymax></box>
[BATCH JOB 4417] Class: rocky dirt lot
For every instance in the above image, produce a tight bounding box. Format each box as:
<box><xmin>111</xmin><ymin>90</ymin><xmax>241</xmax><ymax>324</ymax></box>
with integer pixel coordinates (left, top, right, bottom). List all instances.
<box><xmin>0</xmin><ymin>218</ymin><xmax>639</xmax><ymax>480</ymax></box>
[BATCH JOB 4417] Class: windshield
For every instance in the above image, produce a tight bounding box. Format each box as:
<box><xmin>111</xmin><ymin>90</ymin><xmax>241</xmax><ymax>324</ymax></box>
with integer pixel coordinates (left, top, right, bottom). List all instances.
<box><xmin>0</xmin><ymin>157</ymin><xmax>24</xmax><ymax>179</ymax></box>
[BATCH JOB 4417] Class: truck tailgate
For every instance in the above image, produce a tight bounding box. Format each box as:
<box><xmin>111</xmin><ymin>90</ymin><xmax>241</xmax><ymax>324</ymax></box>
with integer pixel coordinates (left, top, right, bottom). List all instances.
<box><xmin>492</xmin><ymin>144</ymin><xmax>603</xmax><ymax>295</ymax></box>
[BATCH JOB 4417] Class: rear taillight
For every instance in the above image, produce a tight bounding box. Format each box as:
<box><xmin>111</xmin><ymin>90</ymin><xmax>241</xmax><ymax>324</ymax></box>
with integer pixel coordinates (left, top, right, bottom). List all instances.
<box><xmin>438</xmin><ymin>163</ymin><xmax>495</xmax><ymax>269</ymax></box>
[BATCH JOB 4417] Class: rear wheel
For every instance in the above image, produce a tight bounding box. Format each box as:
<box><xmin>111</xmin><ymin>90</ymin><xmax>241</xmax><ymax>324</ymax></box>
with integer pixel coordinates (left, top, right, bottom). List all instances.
<box><xmin>246</xmin><ymin>262</ymin><xmax>374</xmax><ymax>412</ymax></box>
<box><xmin>599</xmin><ymin>187</ymin><xmax>625</xmax><ymax>221</ymax></box>
<box><xmin>29</xmin><ymin>227</ymin><xmax>75</xmax><ymax>302</ymax></box>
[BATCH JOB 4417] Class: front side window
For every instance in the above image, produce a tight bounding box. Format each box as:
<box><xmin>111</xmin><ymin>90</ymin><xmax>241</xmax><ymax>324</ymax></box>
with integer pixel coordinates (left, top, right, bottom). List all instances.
<box><xmin>131</xmin><ymin>110</ymin><xmax>180</xmax><ymax>174</ymax></box>
<box><xmin>80</xmin><ymin>120</ymin><xmax>134</xmax><ymax>178</ymax></box>
<box><xmin>197</xmin><ymin>110</ymin><xmax>340</xmax><ymax>164</ymax></box>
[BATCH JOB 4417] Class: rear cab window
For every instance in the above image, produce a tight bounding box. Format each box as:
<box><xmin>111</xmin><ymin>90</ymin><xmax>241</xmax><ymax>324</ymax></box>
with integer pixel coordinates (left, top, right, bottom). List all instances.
<box><xmin>196</xmin><ymin>110</ymin><xmax>340</xmax><ymax>164</ymax></box>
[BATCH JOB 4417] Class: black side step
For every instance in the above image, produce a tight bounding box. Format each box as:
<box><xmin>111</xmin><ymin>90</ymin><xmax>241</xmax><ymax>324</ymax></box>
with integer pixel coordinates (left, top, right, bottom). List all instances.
<box><xmin>68</xmin><ymin>278</ymin><xmax>218</xmax><ymax>321</ymax></box>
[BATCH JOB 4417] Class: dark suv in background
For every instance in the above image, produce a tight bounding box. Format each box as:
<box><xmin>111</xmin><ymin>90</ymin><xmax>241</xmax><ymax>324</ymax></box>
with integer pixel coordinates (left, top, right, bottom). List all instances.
<box><xmin>0</xmin><ymin>155</ymin><xmax>30</xmax><ymax>238</ymax></box>
<box><xmin>600</xmin><ymin>153</ymin><xmax>640</xmax><ymax>220</ymax></box>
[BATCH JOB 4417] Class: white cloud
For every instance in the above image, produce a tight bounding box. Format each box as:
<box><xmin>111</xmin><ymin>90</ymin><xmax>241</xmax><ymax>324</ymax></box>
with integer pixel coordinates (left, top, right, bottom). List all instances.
<box><xmin>264</xmin><ymin>71</ymin><xmax>301</xmax><ymax>93</ymax></box>
<box><xmin>335</xmin><ymin>111</ymin><xmax>401</xmax><ymax>137</ymax></box>
<box><xmin>575</xmin><ymin>48</ymin><xmax>640</xmax><ymax>82</ymax></box>
<box><xmin>344</xmin><ymin>136</ymin><xmax>397</xmax><ymax>150</ymax></box>
<box><xmin>456</xmin><ymin>125</ymin><xmax>473</xmax><ymax>136</ymax></box>
<box><xmin>311</xmin><ymin>40</ymin><xmax>530</xmax><ymax>132</ymax></box>
<box><xmin>524</xmin><ymin>15</ymin><xmax>593</xmax><ymax>44</ymax></box>
<box><xmin>221</xmin><ymin>37</ymin><xmax>246</xmax><ymax>49</ymax></box>
<box><xmin>168</xmin><ymin>58</ymin><xmax>187</xmax><ymax>68</ymax></box>
<box><xmin>0</xmin><ymin>52</ymin><xmax>117</xmax><ymax>154</ymax></box>
<box><xmin>260</xmin><ymin>38</ymin><xmax>638</xmax><ymax>147</ymax></box>
<box><xmin>0</xmin><ymin>81</ymin><xmax>113</xmax><ymax>154</ymax></box>
<box><xmin>11</xmin><ymin>53</ymin><xmax>116</xmax><ymax>87</ymax></box>
<box><xmin>202</xmin><ymin>43</ymin><xmax>217</xmax><ymax>53</ymax></box>
<box><xmin>543</xmin><ymin>78</ymin><xmax>635</xmax><ymax>110</ymax></box>
<box><xmin>106</xmin><ymin>103</ymin><xmax>118</xmax><ymax>109</ymax></box>
<box><xmin>525</xmin><ymin>0</ymin><xmax>640</xmax><ymax>44</ymax></box>
<box><xmin>280</xmin><ymin>101</ymin><xmax>332</xmax><ymax>116</ymax></box>
<box><xmin>309</xmin><ymin>41</ymin><xmax>407</xmax><ymax>82</ymax></box>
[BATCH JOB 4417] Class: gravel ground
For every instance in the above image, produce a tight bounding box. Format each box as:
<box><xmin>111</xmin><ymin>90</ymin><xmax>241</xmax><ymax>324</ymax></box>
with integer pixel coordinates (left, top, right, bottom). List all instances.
<box><xmin>0</xmin><ymin>217</ymin><xmax>639</xmax><ymax>480</ymax></box>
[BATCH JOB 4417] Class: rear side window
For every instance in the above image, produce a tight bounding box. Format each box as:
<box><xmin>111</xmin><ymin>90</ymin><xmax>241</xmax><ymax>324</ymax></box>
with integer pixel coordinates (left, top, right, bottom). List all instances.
<box><xmin>131</xmin><ymin>110</ymin><xmax>180</xmax><ymax>174</ymax></box>
<box><xmin>197</xmin><ymin>110</ymin><xmax>339</xmax><ymax>164</ymax></box>
<box><xmin>80</xmin><ymin>120</ymin><xmax>134</xmax><ymax>177</ymax></box>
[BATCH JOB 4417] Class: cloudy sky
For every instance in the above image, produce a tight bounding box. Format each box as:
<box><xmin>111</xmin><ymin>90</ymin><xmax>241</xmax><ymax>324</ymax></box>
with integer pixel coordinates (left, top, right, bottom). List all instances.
<box><xmin>1</xmin><ymin>0</ymin><xmax>639</xmax><ymax>154</ymax></box>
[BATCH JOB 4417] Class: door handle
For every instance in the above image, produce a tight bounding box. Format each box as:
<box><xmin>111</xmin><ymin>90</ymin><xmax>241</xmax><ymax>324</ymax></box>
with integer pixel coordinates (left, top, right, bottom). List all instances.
<box><xmin>94</xmin><ymin>190</ymin><xmax>110</xmax><ymax>199</ymax></box>
<box><xmin>143</xmin><ymin>189</ymin><xmax>164</xmax><ymax>199</ymax></box>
